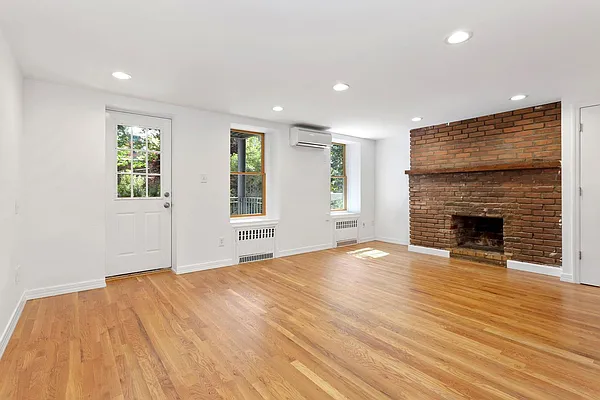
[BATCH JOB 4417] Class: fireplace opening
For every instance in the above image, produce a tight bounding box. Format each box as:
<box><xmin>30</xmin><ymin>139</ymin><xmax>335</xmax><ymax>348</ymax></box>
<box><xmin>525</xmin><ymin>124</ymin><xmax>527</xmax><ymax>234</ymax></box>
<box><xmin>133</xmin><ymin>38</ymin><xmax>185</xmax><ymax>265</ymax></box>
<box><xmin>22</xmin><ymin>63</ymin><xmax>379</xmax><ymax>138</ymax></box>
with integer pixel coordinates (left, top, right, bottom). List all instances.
<box><xmin>452</xmin><ymin>216</ymin><xmax>504</xmax><ymax>253</ymax></box>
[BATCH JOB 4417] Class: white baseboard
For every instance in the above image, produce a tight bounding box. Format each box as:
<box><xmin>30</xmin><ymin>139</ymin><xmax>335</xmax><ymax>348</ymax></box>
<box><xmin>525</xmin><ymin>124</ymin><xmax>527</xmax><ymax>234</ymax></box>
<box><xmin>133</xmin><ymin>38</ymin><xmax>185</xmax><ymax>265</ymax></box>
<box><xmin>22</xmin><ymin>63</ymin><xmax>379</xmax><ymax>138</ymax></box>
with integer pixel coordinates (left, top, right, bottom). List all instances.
<box><xmin>376</xmin><ymin>237</ymin><xmax>409</xmax><ymax>246</ymax></box>
<box><xmin>408</xmin><ymin>245</ymin><xmax>450</xmax><ymax>258</ymax></box>
<box><xmin>507</xmin><ymin>260</ymin><xmax>562</xmax><ymax>277</ymax></box>
<box><xmin>0</xmin><ymin>291</ymin><xmax>26</xmax><ymax>359</ymax></box>
<box><xmin>174</xmin><ymin>259</ymin><xmax>234</xmax><ymax>275</ymax></box>
<box><xmin>279</xmin><ymin>244</ymin><xmax>332</xmax><ymax>258</ymax></box>
<box><xmin>25</xmin><ymin>278</ymin><xmax>107</xmax><ymax>301</ymax></box>
<box><xmin>360</xmin><ymin>236</ymin><xmax>376</xmax><ymax>243</ymax></box>
<box><xmin>177</xmin><ymin>243</ymin><xmax>339</xmax><ymax>271</ymax></box>
<box><xmin>560</xmin><ymin>273</ymin><xmax>575</xmax><ymax>283</ymax></box>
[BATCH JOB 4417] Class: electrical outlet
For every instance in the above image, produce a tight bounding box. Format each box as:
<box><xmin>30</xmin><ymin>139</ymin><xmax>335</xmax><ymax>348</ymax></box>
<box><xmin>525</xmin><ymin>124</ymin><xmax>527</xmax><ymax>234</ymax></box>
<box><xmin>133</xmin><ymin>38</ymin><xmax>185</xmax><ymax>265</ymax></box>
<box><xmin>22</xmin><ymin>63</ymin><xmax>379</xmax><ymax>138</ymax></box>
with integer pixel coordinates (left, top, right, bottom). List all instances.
<box><xmin>14</xmin><ymin>265</ymin><xmax>21</xmax><ymax>285</ymax></box>
<box><xmin>201</xmin><ymin>174</ymin><xmax>208</xmax><ymax>184</ymax></box>
<box><xmin>218</xmin><ymin>237</ymin><xmax>225</xmax><ymax>247</ymax></box>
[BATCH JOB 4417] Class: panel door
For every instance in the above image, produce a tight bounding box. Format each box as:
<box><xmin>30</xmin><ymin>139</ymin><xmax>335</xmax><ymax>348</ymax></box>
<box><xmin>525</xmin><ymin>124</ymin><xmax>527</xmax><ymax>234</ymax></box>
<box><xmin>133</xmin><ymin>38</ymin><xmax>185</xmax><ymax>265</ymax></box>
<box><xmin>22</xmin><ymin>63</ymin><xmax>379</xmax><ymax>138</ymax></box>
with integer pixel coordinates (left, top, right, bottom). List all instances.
<box><xmin>106</xmin><ymin>111</ymin><xmax>172</xmax><ymax>277</ymax></box>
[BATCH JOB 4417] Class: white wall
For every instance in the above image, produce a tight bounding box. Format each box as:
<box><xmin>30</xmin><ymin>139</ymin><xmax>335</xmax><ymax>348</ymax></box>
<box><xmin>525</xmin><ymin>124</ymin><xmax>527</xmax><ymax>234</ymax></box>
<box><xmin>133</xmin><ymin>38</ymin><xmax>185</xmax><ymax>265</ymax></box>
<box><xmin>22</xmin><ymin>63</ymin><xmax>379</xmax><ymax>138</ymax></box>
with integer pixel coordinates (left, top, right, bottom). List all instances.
<box><xmin>20</xmin><ymin>80</ymin><xmax>376</xmax><ymax>289</ymax></box>
<box><xmin>0</xmin><ymin>29</ymin><xmax>23</xmax><ymax>349</ymax></box>
<box><xmin>374</xmin><ymin>134</ymin><xmax>410</xmax><ymax>245</ymax></box>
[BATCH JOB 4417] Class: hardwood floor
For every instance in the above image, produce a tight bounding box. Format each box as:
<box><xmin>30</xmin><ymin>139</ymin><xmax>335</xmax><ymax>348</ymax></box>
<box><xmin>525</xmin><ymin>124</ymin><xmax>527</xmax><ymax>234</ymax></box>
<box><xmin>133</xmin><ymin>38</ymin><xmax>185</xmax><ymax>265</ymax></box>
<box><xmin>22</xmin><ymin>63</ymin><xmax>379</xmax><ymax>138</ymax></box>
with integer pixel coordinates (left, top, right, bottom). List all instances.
<box><xmin>1</xmin><ymin>242</ymin><xmax>600</xmax><ymax>399</ymax></box>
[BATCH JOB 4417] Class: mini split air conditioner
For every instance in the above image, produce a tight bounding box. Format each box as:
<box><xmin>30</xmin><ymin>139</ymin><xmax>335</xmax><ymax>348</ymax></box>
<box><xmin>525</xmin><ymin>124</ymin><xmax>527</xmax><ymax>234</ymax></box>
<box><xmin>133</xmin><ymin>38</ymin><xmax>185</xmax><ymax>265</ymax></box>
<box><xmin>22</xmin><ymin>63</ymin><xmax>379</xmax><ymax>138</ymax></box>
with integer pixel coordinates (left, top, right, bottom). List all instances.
<box><xmin>290</xmin><ymin>127</ymin><xmax>332</xmax><ymax>149</ymax></box>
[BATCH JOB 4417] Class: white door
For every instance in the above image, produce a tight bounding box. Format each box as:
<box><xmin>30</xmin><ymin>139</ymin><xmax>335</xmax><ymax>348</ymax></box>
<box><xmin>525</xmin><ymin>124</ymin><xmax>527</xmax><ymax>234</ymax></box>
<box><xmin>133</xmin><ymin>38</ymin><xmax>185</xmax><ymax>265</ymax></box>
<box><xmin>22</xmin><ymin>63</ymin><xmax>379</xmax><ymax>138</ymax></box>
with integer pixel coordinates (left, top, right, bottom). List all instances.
<box><xmin>581</xmin><ymin>105</ymin><xmax>600</xmax><ymax>286</ymax></box>
<box><xmin>106</xmin><ymin>111</ymin><xmax>172</xmax><ymax>277</ymax></box>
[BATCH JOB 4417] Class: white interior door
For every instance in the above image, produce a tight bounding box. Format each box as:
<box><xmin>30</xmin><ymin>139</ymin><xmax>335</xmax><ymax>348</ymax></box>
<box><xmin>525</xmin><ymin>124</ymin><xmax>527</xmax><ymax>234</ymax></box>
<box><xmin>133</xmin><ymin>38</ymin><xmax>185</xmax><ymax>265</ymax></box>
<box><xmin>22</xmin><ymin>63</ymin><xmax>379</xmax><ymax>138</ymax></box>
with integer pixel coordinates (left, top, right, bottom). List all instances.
<box><xmin>581</xmin><ymin>105</ymin><xmax>600</xmax><ymax>287</ymax></box>
<box><xmin>106</xmin><ymin>111</ymin><xmax>172</xmax><ymax>277</ymax></box>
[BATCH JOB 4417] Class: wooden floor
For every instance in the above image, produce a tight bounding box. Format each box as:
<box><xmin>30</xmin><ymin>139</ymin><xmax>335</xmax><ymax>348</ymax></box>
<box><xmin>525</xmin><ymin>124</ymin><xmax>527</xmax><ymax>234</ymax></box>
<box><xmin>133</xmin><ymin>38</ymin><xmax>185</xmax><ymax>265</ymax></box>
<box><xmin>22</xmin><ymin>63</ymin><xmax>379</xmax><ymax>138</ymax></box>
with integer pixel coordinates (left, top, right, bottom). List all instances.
<box><xmin>1</xmin><ymin>242</ymin><xmax>600</xmax><ymax>399</ymax></box>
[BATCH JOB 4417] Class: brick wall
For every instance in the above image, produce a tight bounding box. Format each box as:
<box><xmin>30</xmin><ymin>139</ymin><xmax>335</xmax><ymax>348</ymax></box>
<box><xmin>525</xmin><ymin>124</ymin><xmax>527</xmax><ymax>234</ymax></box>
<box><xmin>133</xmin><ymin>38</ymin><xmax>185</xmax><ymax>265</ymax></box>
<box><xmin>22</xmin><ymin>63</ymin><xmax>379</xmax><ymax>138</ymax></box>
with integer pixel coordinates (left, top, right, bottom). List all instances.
<box><xmin>409</xmin><ymin>102</ymin><xmax>562</xmax><ymax>267</ymax></box>
<box><xmin>410</xmin><ymin>102</ymin><xmax>561</xmax><ymax>171</ymax></box>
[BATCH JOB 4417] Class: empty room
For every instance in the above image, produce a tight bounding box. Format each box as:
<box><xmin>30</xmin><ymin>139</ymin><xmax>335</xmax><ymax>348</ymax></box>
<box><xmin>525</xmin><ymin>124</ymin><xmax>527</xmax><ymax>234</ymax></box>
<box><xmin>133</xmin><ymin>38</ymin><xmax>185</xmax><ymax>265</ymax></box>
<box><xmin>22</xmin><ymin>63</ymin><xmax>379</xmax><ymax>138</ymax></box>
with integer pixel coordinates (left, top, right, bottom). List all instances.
<box><xmin>1</xmin><ymin>1</ymin><xmax>599</xmax><ymax>399</ymax></box>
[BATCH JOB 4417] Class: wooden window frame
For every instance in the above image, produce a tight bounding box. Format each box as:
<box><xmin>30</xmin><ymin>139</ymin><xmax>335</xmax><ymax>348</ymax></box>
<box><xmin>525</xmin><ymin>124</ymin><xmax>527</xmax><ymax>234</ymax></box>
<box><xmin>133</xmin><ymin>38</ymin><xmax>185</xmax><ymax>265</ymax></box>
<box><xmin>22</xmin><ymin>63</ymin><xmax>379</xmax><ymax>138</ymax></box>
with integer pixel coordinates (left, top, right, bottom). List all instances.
<box><xmin>330</xmin><ymin>142</ymin><xmax>347</xmax><ymax>212</ymax></box>
<box><xmin>230</xmin><ymin>129</ymin><xmax>266</xmax><ymax>218</ymax></box>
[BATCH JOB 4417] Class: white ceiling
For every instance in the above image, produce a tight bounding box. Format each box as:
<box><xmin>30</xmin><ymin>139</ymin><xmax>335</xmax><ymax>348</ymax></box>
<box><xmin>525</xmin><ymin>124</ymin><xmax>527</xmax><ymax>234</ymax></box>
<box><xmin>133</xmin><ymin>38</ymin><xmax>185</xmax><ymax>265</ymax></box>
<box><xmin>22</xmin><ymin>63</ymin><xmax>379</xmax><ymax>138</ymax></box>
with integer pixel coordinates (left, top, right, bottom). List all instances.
<box><xmin>1</xmin><ymin>0</ymin><xmax>599</xmax><ymax>139</ymax></box>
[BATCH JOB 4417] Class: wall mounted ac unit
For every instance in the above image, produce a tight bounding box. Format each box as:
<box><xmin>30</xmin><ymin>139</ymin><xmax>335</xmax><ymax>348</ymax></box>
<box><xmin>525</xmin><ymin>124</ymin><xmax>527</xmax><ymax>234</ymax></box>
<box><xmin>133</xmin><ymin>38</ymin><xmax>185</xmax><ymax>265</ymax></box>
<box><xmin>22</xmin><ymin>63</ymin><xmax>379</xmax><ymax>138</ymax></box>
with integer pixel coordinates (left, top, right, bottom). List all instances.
<box><xmin>290</xmin><ymin>127</ymin><xmax>332</xmax><ymax>149</ymax></box>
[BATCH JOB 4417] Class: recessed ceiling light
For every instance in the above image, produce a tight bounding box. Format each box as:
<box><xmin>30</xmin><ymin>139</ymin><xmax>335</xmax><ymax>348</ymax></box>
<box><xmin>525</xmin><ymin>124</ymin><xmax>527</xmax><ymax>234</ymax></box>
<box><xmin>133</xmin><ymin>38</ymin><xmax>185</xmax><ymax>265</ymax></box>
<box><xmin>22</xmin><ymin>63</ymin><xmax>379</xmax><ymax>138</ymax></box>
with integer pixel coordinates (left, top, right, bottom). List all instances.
<box><xmin>412</xmin><ymin>117</ymin><xmax>423</xmax><ymax>122</ymax></box>
<box><xmin>272</xmin><ymin>106</ymin><xmax>284</xmax><ymax>112</ymax></box>
<box><xmin>445</xmin><ymin>30</ymin><xmax>472</xmax><ymax>45</ymax></box>
<box><xmin>112</xmin><ymin>71</ymin><xmax>132</xmax><ymax>80</ymax></box>
<box><xmin>333</xmin><ymin>83</ymin><xmax>350</xmax><ymax>92</ymax></box>
<box><xmin>510</xmin><ymin>94</ymin><xmax>528</xmax><ymax>101</ymax></box>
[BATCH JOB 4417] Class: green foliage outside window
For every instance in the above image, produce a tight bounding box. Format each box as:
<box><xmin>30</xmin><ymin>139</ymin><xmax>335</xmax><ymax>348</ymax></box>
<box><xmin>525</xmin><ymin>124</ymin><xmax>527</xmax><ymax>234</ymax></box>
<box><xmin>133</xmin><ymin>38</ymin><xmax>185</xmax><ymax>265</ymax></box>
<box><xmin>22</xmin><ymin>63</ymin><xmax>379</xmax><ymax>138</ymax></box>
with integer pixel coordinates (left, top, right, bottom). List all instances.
<box><xmin>330</xmin><ymin>144</ymin><xmax>344</xmax><ymax>176</ymax></box>
<box><xmin>330</xmin><ymin>143</ymin><xmax>346</xmax><ymax>210</ymax></box>
<box><xmin>230</xmin><ymin>134</ymin><xmax>262</xmax><ymax>174</ymax></box>
<box><xmin>116</xmin><ymin>125</ymin><xmax>161</xmax><ymax>198</ymax></box>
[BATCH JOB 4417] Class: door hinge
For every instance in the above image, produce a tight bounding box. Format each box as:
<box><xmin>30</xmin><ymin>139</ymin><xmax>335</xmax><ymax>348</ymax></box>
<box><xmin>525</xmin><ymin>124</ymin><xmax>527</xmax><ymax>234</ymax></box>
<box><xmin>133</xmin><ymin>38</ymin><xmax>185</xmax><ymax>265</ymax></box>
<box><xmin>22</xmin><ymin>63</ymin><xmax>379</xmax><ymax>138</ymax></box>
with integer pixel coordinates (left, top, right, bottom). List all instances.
<box><xmin>579</xmin><ymin>251</ymin><xmax>582</xmax><ymax>260</ymax></box>
<box><xmin>580</xmin><ymin>187</ymin><xmax>583</xmax><ymax>196</ymax></box>
<box><xmin>580</xmin><ymin>123</ymin><xmax>584</xmax><ymax>133</ymax></box>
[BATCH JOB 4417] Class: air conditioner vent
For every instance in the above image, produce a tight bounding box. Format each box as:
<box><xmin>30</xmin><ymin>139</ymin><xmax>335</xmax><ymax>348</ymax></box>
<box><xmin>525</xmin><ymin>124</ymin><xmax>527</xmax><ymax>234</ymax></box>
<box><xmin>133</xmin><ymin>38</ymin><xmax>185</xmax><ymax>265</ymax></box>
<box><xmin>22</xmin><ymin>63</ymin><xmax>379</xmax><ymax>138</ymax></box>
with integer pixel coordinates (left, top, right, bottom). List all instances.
<box><xmin>290</xmin><ymin>127</ymin><xmax>332</xmax><ymax>149</ymax></box>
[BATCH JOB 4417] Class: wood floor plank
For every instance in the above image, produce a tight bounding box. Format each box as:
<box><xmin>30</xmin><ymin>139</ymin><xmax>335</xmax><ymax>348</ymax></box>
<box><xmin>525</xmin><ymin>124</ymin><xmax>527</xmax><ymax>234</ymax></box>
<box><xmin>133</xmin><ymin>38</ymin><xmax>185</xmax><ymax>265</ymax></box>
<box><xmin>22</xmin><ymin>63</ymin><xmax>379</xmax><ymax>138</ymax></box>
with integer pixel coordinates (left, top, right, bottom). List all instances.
<box><xmin>1</xmin><ymin>242</ymin><xmax>600</xmax><ymax>399</ymax></box>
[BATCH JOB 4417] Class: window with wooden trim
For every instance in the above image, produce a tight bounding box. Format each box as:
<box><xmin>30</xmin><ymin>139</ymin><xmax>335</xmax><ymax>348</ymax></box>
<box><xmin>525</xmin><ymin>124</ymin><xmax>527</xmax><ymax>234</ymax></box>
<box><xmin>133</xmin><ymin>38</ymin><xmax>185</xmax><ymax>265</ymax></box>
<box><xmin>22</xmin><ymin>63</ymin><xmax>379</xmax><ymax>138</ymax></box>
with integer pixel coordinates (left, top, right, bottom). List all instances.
<box><xmin>230</xmin><ymin>130</ymin><xmax>265</xmax><ymax>217</ymax></box>
<box><xmin>330</xmin><ymin>143</ymin><xmax>347</xmax><ymax>211</ymax></box>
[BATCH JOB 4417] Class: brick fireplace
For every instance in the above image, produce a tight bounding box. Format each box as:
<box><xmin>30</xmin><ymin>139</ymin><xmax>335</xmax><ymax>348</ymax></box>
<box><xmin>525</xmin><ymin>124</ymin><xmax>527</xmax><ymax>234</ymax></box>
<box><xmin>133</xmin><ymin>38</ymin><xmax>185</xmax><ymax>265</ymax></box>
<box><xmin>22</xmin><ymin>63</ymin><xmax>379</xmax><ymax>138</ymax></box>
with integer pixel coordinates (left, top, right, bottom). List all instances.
<box><xmin>407</xmin><ymin>102</ymin><xmax>562</xmax><ymax>267</ymax></box>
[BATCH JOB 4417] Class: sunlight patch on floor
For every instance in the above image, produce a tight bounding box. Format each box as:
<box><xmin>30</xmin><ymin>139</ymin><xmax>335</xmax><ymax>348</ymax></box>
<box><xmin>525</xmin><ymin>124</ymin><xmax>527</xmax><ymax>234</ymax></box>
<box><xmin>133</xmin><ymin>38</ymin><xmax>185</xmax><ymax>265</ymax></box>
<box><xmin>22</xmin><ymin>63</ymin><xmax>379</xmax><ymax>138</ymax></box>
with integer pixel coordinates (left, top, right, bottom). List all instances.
<box><xmin>347</xmin><ymin>247</ymin><xmax>390</xmax><ymax>259</ymax></box>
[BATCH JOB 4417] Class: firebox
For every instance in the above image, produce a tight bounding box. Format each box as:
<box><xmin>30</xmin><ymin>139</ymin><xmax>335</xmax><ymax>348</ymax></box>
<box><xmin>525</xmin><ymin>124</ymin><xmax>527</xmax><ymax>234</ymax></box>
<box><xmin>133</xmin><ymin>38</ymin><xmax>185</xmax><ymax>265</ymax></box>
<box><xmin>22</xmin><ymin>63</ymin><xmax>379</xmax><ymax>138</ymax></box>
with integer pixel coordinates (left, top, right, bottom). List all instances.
<box><xmin>452</xmin><ymin>216</ymin><xmax>504</xmax><ymax>253</ymax></box>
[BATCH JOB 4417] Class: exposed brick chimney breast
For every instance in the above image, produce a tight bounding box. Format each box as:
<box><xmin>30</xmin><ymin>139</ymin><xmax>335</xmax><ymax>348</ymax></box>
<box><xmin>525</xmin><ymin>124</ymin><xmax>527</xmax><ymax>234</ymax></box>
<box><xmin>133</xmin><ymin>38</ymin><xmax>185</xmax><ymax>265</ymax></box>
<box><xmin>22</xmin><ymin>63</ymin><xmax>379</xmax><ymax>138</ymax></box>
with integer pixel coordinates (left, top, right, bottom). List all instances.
<box><xmin>408</xmin><ymin>102</ymin><xmax>561</xmax><ymax>267</ymax></box>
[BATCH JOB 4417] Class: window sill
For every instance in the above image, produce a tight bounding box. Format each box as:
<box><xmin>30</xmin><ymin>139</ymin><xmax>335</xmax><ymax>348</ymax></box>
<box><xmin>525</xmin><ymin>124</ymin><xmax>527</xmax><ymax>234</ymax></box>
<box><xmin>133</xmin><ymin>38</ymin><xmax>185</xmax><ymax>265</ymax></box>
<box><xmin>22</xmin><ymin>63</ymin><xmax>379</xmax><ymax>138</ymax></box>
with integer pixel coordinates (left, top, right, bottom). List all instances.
<box><xmin>331</xmin><ymin>212</ymin><xmax>360</xmax><ymax>219</ymax></box>
<box><xmin>230</xmin><ymin>217</ymin><xmax>279</xmax><ymax>228</ymax></box>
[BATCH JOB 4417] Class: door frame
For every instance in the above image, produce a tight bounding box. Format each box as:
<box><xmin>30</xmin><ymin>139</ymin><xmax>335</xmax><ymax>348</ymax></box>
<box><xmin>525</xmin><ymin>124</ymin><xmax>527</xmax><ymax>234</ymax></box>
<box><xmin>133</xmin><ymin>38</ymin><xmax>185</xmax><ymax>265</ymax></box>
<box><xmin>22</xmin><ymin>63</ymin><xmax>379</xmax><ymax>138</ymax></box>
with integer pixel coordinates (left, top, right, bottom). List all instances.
<box><xmin>104</xmin><ymin>108</ymin><xmax>175</xmax><ymax>277</ymax></box>
<box><xmin>575</xmin><ymin>102</ymin><xmax>600</xmax><ymax>285</ymax></box>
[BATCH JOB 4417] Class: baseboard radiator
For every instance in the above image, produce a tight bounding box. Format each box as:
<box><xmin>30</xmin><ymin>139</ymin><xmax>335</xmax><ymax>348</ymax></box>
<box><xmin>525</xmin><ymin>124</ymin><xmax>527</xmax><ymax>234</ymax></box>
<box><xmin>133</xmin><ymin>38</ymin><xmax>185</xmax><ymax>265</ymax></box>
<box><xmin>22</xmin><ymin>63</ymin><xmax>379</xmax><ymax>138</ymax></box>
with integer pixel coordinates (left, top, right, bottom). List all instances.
<box><xmin>335</xmin><ymin>218</ymin><xmax>359</xmax><ymax>247</ymax></box>
<box><xmin>235</xmin><ymin>226</ymin><xmax>276</xmax><ymax>264</ymax></box>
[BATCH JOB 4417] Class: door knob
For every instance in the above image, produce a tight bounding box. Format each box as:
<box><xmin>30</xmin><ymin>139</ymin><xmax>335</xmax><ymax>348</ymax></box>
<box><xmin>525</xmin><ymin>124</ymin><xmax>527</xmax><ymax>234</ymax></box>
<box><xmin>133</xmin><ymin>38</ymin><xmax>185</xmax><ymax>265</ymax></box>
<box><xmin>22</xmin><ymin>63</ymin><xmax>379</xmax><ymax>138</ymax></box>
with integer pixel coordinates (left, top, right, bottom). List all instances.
<box><xmin>164</xmin><ymin>202</ymin><xmax>171</xmax><ymax>209</ymax></box>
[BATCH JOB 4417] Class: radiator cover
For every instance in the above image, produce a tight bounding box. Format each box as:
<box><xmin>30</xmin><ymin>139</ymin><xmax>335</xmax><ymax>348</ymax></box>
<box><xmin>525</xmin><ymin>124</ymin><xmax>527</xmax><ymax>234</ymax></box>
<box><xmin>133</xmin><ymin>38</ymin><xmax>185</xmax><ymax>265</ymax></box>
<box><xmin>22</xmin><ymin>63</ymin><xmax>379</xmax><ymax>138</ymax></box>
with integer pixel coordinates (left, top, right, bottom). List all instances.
<box><xmin>334</xmin><ymin>218</ymin><xmax>359</xmax><ymax>247</ymax></box>
<box><xmin>234</xmin><ymin>225</ymin><xmax>277</xmax><ymax>264</ymax></box>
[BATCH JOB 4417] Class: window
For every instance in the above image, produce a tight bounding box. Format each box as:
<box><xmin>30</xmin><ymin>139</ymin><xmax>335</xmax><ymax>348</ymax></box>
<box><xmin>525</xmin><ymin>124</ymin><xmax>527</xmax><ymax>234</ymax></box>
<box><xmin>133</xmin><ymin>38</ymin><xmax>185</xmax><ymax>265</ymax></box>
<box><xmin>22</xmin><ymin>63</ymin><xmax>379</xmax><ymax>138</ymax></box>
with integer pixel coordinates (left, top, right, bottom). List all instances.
<box><xmin>230</xmin><ymin>129</ymin><xmax>265</xmax><ymax>217</ymax></box>
<box><xmin>330</xmin><ymin>143</ymin><xmax>346</xmax><ymax>211</ymax></box>
<box><xmin>116</xmin><ymin>125</ymin><xmax>162</xmax><ymax>198</ymax></box>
